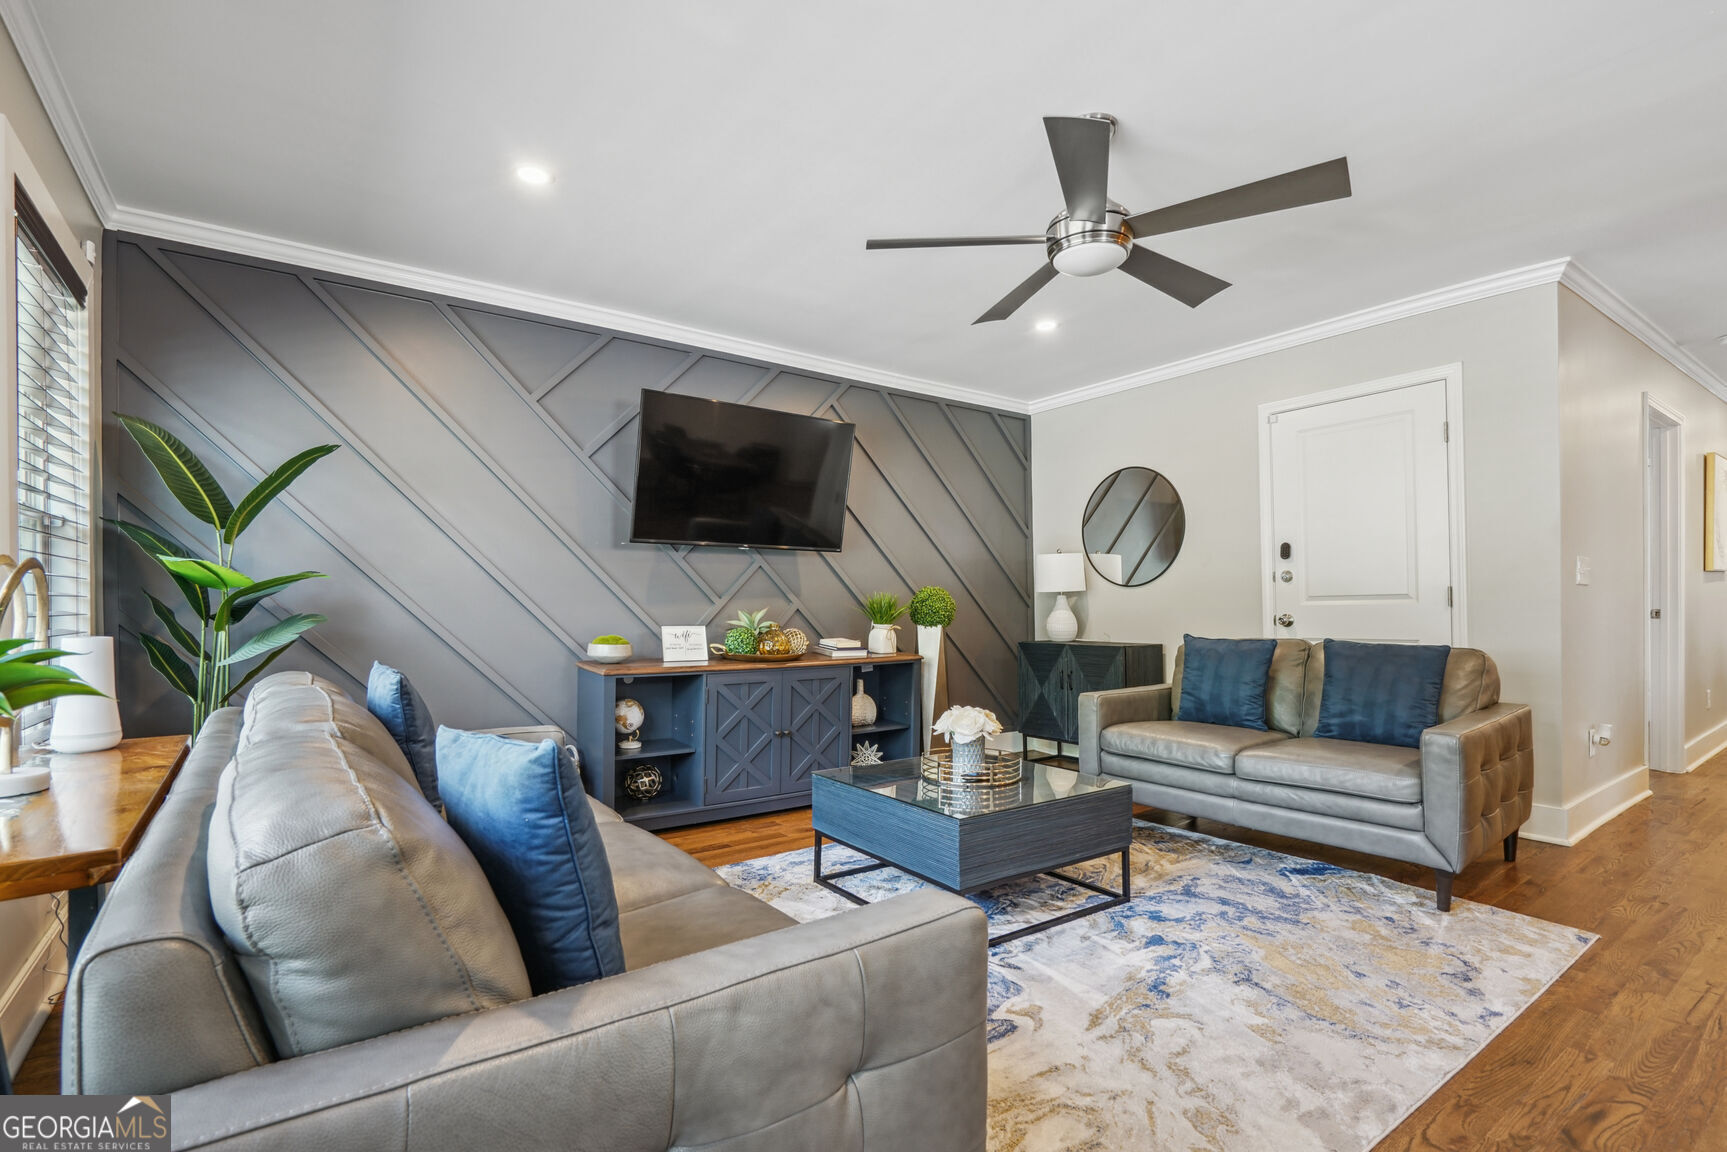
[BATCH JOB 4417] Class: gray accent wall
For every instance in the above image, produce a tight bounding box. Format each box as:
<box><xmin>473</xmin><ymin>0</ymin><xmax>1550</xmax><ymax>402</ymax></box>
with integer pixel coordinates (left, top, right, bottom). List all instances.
<box><xmin>101</xmin><ymin>233</ymin><xmax>1032</xmax><ymax>738</ymax></box>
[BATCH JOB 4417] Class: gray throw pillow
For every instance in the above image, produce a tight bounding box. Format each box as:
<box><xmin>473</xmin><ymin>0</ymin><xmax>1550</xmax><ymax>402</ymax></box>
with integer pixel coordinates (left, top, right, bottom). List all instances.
<box><xmin>207</xmin><ymin>725</ymin><xmax>530</xmax><ymax>1057</ymax></box>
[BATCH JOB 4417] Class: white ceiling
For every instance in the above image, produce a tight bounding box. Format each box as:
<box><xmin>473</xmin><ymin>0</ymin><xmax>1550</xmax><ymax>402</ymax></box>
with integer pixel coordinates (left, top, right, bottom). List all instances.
<box><xmin>13</xmin><ymin>0</ymin><xmax>1727</xmax><ymax>409</ymax></box>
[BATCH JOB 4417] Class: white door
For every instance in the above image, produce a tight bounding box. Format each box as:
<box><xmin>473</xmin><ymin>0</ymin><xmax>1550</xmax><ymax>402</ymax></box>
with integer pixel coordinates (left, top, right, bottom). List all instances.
<box><xmin>1645</xmin><ymin>397</ymin><xmax>1684</xmax><ymax>773</ymax></box>
<box><xmin>1267</xmin><ymin>378</ymin><xmax>1454</xmax><ymax>643</ymax></box>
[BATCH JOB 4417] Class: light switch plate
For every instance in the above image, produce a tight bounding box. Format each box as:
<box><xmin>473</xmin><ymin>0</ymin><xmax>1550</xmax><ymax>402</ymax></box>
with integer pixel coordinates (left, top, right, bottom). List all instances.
<box><xmin>1575</xmin><ymin>556</ymin><xmax>1591</xmax><ymax>585</ymax></box>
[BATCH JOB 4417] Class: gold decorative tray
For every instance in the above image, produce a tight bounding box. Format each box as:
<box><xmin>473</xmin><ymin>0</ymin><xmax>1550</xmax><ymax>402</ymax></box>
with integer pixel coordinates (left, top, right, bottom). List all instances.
<box><xmin>707</xmin><ymin>649</ymin><xmax>804</xmax><ymax>663</ymax></box>
<box><xmin>919</xmin><ymin>748</ymin><xmax>1023</xmax><ymax>788</ymax></box>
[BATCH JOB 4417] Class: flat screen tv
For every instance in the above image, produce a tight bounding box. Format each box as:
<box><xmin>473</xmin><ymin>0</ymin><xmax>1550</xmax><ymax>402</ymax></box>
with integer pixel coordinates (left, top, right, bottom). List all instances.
<box><xmin>629</xmin><ymin>390</ymin><xmax>855</xmax><ymax>551</ymax></box>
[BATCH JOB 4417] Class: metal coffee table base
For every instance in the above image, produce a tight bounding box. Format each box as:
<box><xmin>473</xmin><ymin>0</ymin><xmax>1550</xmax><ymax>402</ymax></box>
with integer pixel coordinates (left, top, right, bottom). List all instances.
<box><xmin>813</xmin><ymin>832</ymin><xmax>1131</xmax><ymax>947</ymax></box>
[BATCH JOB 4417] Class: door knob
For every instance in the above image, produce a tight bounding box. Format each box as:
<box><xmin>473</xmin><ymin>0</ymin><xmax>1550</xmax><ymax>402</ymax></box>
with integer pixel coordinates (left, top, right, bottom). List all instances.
<box><xmin>1279</xmin><ymin>570</ymin><xmax>1294</xmax><ymax>583</ymax></box>
<box><xmin>1275</xmin><ymin>614</ymin><xmax>1295</xmax><ymax>628</ymax></box>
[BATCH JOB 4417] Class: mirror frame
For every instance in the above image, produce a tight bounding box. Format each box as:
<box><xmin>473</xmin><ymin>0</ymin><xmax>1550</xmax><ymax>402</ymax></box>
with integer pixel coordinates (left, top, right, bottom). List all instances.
<box><xmin>1081</xmin><ymin>466</ymin><xmax>1186</xmax><ymax>587</ymax></box>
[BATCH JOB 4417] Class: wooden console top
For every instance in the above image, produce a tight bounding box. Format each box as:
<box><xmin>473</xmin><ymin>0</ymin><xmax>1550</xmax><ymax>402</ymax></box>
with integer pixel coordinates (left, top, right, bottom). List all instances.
<box><xmin>577</xmin><ymin>651</ymin><xmax>924</xmax><ymax>676</ymax></box>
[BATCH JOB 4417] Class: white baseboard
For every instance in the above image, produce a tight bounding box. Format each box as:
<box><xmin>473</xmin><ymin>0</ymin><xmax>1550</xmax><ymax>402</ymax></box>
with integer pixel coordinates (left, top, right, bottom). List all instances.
<box><xmin>2</xmin><ymin>908</ymin><xmax>66</xmax><ymax>1079</ymax></box>
<box><xmin>1521</xmin><ymin>764</ymin><xmax>1652</xmax><ymax>846</ymax></box>
<box><xmin>1685</xmin><ymin>718</ymin><xmax>1727</xmax><ymax>773</ymax></box>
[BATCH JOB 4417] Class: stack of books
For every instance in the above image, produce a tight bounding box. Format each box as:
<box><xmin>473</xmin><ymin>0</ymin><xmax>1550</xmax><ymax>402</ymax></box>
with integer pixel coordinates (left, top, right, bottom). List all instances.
<box><xmin>815</xmin><ymin>637</ymin><xmax>867</xmax><ymax>658</ymax></box>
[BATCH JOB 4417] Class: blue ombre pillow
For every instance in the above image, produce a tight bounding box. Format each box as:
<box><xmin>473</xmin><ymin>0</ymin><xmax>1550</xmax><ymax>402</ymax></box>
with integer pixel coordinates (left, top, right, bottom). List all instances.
<box><xmin>435</xmin><ymin>727</ymin><xmax>625</xmax><ymax>994</ymax></box>
<box><xmin>1177</xmin><ymin>635</ymin><xmax>1277</xmax><ymax>730</ymax></box>
<box><xmin>366</xmin><ymin>662</ymin><xmax>441</xmax><ymax>811</ymax></box>
<box><xmin>1313</xmin><ymin>640</ymin><xmax>1451</xmax><ymax>748</ymax></box>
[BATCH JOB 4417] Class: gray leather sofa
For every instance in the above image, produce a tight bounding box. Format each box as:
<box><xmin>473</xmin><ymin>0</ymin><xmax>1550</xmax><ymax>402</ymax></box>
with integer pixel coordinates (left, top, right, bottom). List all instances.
<box><xmin>63</xmin><ymin>694</ymin><xmax>988</xmax><ymax>1151</ymax></box>
<box><xmin>1079</xmin><ymin>639</ymin><xmax>1532</xmax><ymax>910</ymax></box>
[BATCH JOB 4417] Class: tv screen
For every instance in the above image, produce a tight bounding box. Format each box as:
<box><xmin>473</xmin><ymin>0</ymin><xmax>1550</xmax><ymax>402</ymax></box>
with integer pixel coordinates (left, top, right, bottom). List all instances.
<box><xmin>629</xmin><ymin>390</ymin><xmax>855</xmax><ymax>551</ymax></box>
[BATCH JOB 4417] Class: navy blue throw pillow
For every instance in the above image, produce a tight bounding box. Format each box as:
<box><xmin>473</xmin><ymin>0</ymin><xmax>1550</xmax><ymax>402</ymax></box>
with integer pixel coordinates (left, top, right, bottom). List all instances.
<box><xmin>366</xmin><ymin>662</ymin><xmax>441</xmax><ymax>811</ymax></box>
<box><xmin>1313</xmin><ymin>640</ymin><xmax>1451</xmax><ymax>748</ymax></box>
<box><xmin>436</xmin><ymin>727</ymin><xmax>625</xmax><ymax>994</ymax></box>
<box><xmin>1178</xmin><ymin>635</ymin><xmax>1277</xmax><ymax>730</ymax></box>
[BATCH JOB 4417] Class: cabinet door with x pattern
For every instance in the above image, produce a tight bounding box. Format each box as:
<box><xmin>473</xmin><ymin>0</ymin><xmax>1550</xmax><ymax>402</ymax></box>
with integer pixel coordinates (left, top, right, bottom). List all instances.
<box><xmin>705</xmin><ymin>672</ymin><xmax>779</xmax><ymax>803</ymax></box>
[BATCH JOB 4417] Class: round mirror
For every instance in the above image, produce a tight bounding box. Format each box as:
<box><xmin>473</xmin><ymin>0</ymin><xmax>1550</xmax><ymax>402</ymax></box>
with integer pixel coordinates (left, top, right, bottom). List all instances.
<box><xmin>1081</xmin><ymin>467</ymin><xmax>1185</xmax><ymax>586</ymax></box>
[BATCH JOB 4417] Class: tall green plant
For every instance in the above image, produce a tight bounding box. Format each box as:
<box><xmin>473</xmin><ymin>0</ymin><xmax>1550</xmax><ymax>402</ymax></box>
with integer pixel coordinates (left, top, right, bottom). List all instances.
<box><xmin>110</xmin><ymin>414</ymin><xmax>339</xmax><ymax>737</ymax></box>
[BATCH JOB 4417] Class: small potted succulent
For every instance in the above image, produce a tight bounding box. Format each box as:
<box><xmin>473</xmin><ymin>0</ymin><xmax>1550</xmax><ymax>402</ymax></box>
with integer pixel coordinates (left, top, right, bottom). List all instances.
<box><xmin>861</xmin><ymin>592</ymin><xmax>906</xmax><ymax>655</ymax></box>
<box><xmin>586</xmin><ymin>634</ymin><xmax>633</xmax><ymax>664</ymax></box>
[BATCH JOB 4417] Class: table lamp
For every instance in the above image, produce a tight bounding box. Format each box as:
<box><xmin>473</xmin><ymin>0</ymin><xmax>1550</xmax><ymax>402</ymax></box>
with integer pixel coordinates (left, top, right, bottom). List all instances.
<box><xmin>1035</xmin><ymin>552</ymin><xmax>1087</xmax><ymax>642</ymax></box>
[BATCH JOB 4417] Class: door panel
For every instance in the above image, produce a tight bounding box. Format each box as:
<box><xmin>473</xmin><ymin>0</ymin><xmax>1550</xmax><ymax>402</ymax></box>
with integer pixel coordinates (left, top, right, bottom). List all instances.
<box><xmin>1017</xmin><ymin>643</ymin><xmax>1065</xmax><ymax>740</ymax></box>
<box><xmin>705</xmin><ymin>673</ymin><xmax>778</xmax><ymax>803</ymax></box>
<box><xmin>782</xmin><ymin>670</ymin><xmax>848</xmax><ymax>791</ymax></box>
<box><xmin>1269</xmin><ymin>379</ymin><xmax>1452</xmax><ymax>643</ymax></box>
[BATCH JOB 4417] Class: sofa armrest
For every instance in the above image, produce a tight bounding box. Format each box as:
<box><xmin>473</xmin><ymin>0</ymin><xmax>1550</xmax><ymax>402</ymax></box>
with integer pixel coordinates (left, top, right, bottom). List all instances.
<box><xmin>1420</xmin><ymin>702</ymin><xmax>1534</xmax><ymax>872</ymax></box>
<box><xmin>1078</xmin><ymin>684</ymin><xmax>1172</xmax><ymax>776</ymax></box>
<box><xmin>169</xmin><ymin>889</ymin><xmax>988</xmax><ymax>1152</ymax></box>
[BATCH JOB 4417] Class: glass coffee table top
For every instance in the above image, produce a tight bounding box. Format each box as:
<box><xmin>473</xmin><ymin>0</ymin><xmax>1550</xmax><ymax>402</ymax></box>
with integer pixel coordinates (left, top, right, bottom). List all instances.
<box><xmin>813</xmin><ymin>758</ymin><xmax>1127</xmax><ymax>819</ymax></box>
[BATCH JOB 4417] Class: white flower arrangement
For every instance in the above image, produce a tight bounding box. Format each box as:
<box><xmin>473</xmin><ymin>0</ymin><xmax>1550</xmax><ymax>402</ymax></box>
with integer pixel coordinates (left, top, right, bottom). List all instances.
<box><xmin>932</xmin><ymin>705</ymin><xmax>1003</xmax><ymax>746</ymax></box>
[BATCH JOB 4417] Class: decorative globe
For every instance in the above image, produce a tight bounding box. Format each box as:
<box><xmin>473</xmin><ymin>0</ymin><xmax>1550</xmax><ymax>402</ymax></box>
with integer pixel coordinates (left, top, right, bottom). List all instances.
<box><xmin>784</xmin><ymin>627</ymin><xmax>809</xmax><ymax>655</ymax></box>
<box><xmin>614</xmin><ymin>698</ymin><xmax>645</xmax><ymax>748</ymax></box>
<box><xmin>756</xmin><ymin>623</ymin><xmax>792</xmax><ymax>656</ymax></box>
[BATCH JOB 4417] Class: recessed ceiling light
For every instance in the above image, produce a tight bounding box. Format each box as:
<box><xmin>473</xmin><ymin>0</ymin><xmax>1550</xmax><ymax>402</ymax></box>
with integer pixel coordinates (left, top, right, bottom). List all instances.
<box><xmin>515</xmin><ymin>165</ymin><xmax>552</xmax><ymax>186</ymax></box>
<box><xmin>1033</xmin><ymin>318</ymin><xmax>1059</xmax><ymax>333</ymax></box>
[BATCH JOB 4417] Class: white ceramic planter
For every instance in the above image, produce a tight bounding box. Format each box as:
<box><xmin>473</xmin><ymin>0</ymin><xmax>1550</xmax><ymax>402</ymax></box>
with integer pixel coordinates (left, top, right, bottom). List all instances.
<box><xmin>917</xmin><ymin>625</ymin><xmax>945</xmax><ymax>753</ymax></box>
<box><xmin>586</xmin><ymin>642</ymin><xmax>633</xmax><ymax>664</ymax></box>
<box><xmin>867</xmin><ymin>623</ymin><xmax>899</xmax><ymax>654</ymax></box>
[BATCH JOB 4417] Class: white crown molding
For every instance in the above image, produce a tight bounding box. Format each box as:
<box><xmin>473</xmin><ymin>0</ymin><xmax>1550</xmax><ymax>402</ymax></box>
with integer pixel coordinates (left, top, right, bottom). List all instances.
<box><xmin>109</xmin><ymin>204</ymin><xmax>1031</xmax><ymax>414</ymax></box>
<box><xmin>1027</xmin><ymin>258</ymin><xmax>1574</xmax><ymax>413</ymax></box>
<box><xmin>1558</xmin><ymin>261</ymin><xmax>1727</xmax><ymax>404</ymax></box>
<box><xmin>0</xmin><ymin>0</ymin><xmax>116</xmax><ymax>221</ymax></box>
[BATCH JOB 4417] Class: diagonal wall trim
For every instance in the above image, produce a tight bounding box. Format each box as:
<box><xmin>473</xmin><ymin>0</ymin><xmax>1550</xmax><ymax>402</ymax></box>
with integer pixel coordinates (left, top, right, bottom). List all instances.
<box><xmin>104</xmin><ymin>234</ymin><xmax>1032</xmax><ymax>738</ymax></box>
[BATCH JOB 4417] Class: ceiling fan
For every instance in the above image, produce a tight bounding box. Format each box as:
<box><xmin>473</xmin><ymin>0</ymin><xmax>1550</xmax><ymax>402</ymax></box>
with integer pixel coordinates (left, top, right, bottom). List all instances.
<box><xmin>865</xmin><ymin>114</ymin><xmax>1351</xmax><ymax>325</ymax></box>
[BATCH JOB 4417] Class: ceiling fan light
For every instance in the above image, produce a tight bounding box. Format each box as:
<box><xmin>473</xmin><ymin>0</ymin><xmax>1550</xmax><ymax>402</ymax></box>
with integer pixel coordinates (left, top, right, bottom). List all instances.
<box><xmin>1052</xmin><ymin>240</ymin><xmax>1129</xmax><ymax>277</ymax></box>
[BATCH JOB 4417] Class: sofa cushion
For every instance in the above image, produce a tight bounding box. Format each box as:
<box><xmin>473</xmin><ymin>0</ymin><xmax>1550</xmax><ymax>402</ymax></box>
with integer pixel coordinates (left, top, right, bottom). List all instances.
<box><xmin>1234</xmin><ymin>737</ymin><xmax>1423</xmax><ymax>803</ymax></box>
<box><xmin>1175</xmin><ymin>636</ymin><xmax>1277</xmax><ymax>730</ymax></box>
<box><xmin>1172</xmin><ymin>639</ymin><xmax>1310</xmax><ymax>734</ymax></box>
<box><xmin>1313</xmin><ymin>640</ymin><xmax>1450</xmax><ymax>748</ymax></box>
<box><xmin>1233</xmin><ymin>777</ymin><xmax>1425</xmax><ymax>831</ymax></box>
<box><xmin>617</xmin><ymin>885</ymin><xmax>797</xmax><ymax>970</ymax></box>
<box><xmin>366</xmin><ymin>661</ymin><xmax>442</xmax><ymax>810</ymax></box>
<box><xmin>208</xmin><ymin>727</ymin><xmax>530</xmax><ymax>1058</ymax></box>
<box><xmin>437</xmin><ymin>727</ymin><xmax>626</xmax><ymax>995</ymax></box>
<box><xmin>1100</xmin><ymin>720</ymin><xmax>1289</xmax><ymax>774</ymax></box>
<box><xmin>1099</xmin><ymin>750</ymin><xmax>1241</xmax><ymax>799</ymax></box>
<box><xmin>239</xmin><ymin>675</ymin><xmax>417</xmax><ymax>791</ymax></box>
<box><xmin>1438</xmin><ymin>648</ymin><xmax>1501</xmax><ymax>721</ymax></box>
<box><xmin>597</xmin><ymin>819</ymin><xmax>726</xmax><ymax>913</ymax></box>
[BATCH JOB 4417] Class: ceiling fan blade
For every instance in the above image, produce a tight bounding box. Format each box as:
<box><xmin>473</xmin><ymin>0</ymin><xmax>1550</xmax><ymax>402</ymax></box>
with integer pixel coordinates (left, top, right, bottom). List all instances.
<box><xmin>973</xmin><ymin>263</ymin><xmax>1059</xmax><ymax>325</ymax></box>
<box><xmin>1125</xmin><ymin>157</ymin><xmax>1351</xmax><ymax>238</ymax></box>
<box><xmin>1043</xmin><ymin>116</ymin><xmax>1113</xmax><ymax>223</ymax></box>
<box><xmin>1119</xmin><ymin>246</ymin><xmax>1231</xmax><ymax>308</ymax></box>
<box><xmin>865</xmin><ymin>235</ymin><xmax>1046</xmax><ymax>249</ymax></box>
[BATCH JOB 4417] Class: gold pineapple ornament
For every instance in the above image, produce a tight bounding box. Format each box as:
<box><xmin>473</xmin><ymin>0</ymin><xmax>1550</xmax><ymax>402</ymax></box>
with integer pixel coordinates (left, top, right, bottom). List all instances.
<box><xmin>756</xmin><ymin>623</ymin><xmax>792</xmax><ymax>656</ymax></box>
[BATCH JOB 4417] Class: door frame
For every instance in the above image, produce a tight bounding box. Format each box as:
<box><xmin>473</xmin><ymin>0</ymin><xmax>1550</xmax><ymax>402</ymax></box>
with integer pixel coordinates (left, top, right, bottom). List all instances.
<box><xmin>1256</xmin><ymin>363</ymin><xmax>1469</xmax><ymax>644</ymax></box>
<box><xmin>1644</xmin><ymin>392</ymin><xmax>1685</xmax><ymax>774</ymax></box>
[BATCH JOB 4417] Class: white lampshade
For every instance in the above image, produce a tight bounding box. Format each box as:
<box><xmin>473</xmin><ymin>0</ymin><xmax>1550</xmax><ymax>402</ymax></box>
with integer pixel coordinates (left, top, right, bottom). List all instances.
<box><xmin>1035</xmin><ymin>552</ymin><xmax>1087</xmax><ymax>594</ymax></box>
<box><xmin>1089</xmin><ymin>552</ymin><xmax>1124</xmax><ymax>585</ymax></box>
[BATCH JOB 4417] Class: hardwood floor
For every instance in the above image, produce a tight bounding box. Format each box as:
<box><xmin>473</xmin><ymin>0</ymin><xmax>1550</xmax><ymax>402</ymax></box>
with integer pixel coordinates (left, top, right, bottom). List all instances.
<box><xmin>16</xmin><ymin>758</ymin><xmax>1727</xmax><ymax>1150</ymax></box>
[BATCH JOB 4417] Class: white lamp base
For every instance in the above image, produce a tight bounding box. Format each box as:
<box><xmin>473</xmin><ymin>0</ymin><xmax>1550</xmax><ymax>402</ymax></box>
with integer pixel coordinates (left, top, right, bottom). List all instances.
<box><xmin>0</xmin><ymin>767</ymin><xmax>51</xmax><ymax>797</ymax></box>
<box><xmin>1045</xmin><ymin>593</ymin><xmax>1080</xmax><ymax>642</ymax></box>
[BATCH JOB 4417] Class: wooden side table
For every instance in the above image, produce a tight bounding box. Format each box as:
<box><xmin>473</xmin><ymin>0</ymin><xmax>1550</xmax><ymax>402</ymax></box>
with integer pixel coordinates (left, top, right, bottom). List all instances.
<box><xmin>0</xmin><ymin>735</ymin><xmax>189</xmax><ymax>1093</ymax></box>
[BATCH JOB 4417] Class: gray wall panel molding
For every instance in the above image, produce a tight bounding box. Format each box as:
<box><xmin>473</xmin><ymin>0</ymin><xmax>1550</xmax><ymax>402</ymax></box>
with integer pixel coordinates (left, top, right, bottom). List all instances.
<box><xmin>103</xmin><ymin>231</ymin><xmax>1032</xmax><ymax>738</ymax></box>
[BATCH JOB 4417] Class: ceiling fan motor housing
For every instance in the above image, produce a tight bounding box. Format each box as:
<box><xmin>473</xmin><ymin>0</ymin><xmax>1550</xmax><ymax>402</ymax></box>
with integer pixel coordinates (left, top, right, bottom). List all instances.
<box><xmin>1048</xmin><ymin>203</ymin><xmax>1132</xmax><ymax>277</ymax></box>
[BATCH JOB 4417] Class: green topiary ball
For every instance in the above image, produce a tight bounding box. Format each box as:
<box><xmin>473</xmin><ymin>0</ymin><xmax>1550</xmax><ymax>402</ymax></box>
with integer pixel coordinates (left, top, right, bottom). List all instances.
<box><xmin>908</xmin><ymin>585</ymin><xmax>957</xmax><ymax>628</ymax></box>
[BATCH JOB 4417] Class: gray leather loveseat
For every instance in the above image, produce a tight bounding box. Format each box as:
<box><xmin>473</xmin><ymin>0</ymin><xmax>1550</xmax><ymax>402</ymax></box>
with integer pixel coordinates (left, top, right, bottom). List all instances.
<box><xmin>63</xmin><ymin>675</ymin><xmax>988</xmax><ymax>1151</ymax></box>
<box><xmin>1079</xmin><ymin>639</ymin><xmax>1532</xmax><ymax>909</ymax></box>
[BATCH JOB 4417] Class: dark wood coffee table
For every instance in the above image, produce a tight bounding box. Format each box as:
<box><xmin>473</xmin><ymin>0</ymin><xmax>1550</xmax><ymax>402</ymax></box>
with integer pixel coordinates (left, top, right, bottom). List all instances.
<box><xmin>811</xmin><ymin>758</ymin><xmax>1134</xmax><ymax>946</ymax></box>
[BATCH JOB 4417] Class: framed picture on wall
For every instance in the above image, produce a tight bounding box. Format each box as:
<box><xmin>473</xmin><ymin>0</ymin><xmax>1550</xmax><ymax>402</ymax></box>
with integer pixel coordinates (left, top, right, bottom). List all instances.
<box><xmin>1707</xmin><ymin>453</ymin><xmax>1727</xmax><ymax>572</ymax></box>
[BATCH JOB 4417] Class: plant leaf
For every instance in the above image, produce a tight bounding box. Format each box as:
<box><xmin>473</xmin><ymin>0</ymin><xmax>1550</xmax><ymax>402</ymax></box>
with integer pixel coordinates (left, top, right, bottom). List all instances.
<box><xmin>139</xmin><ymin>633</ymin><xmax>200</xmax><ymax>697</ymax></box>
<box><xmin>223</xmin><ymin>445</ymin><xmax>338</xmax><ymax>545</ymax></box>
<box><xmin>0</xmin><ymin>663</ymin><xmax>82</xmax><ymax>689</ymax></box>
<box><xmin>159</xmin><ymin>556</ymin><xmax>254</xmax><ymax>590</ymax></box>
<box><xmin>107</xmin><ymin>519</ymin><xmax>212</xmax><ymax>620</ymax></box>
<box><xmin>0</xmin><ymin>680</ymin><xmax>105</xmax><ymax>710</ymax></box>
<box><xmin>219</xmin><ymin>613</ymin><xmax>325</xmax><ymax>666</ymax></box>
<box><xmin>0</xmin><ymin>645</ymin><xmax>78</xmax><ymax>664</ymax></box>
<box><xmin>116</xmin><ymin>414</ymin><xmax>234</xmax><ymax>529</ymax></box>
<box><xmin>214</xmin><ymin>571</ymin><xmax>325</xmax><ymax>631</ymax></box>
<box><xmin>221</xmin><ymin>642</ymin><xmax>297</xmax><ymax>703</ymax></box>
<box><xmin>145</xmin><ymin>592</ymin><xmax>203</xmax><ymax>658</ymax></box>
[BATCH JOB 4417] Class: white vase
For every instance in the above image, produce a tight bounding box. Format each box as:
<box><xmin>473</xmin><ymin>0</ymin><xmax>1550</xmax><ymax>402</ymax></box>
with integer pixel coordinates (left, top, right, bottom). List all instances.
<box><xmin>867</xmin><ymin>623</ymin><xmax>899</xmax><ymax>654</ymax></box>
<box><xmin>916</xmin><ymin>625</ymin><xmax>947</xmax><ymax>753</ymax></box>
<box><xmin>951</xmin><ymin>737</ymin><xmax>986</xmax><ymax>778</ymax></box>
<box><xmin>851</xmin><ymin>679</ymin><xmax>877</xmax><ymax>727</ymax></box>
<box><xmin>50</xmin><ymin>635</ymin><xmax>123</xmax><ymax>752</ymax></box>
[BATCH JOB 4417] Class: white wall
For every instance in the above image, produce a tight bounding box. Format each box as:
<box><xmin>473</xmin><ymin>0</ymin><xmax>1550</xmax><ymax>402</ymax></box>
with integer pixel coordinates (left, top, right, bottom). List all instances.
<box><xmin>1556</xmin><ymin>287</ymin><xmax>1727</xmax><ymax>834</ymax></box>
<box><xmin>0</xmin><ymin>15</ymin><xmax>99</xmax><ymax>1079</ymax></box>
<box><xmin>1030</xmin><ymin>285</ymin><xmax>1566</xmax><ymax>811</ymax></box>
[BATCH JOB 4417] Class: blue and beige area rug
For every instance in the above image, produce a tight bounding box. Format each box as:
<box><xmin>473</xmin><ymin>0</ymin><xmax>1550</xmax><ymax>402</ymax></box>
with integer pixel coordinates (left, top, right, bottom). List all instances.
<box><xmin>718</xmin><ymin>822</ymin><xmax>1594</xmax><ymax>1152</ymax></box>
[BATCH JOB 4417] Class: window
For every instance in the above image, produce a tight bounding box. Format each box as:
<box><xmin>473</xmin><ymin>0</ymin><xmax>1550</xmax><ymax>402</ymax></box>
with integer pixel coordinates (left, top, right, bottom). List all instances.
<box><xmin>13</xmin><ymin>184</ymin><xmax>91</xmax><ymax>741</ymax></box>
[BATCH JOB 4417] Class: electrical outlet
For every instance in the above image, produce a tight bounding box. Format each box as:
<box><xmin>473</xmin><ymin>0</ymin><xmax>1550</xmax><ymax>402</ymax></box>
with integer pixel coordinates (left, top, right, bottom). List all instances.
<box><xmin>1575</xmin><ymin>556</ymin><xmax>1592</xmax><ymax>585</ymax></box>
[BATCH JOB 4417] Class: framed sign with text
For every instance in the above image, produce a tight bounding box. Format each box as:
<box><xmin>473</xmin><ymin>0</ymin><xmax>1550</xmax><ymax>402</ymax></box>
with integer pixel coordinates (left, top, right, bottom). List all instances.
<box><xmin>660</xmin><ymin>625</ymin><xmax>709</xmax><ymax>663</ymax></box>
